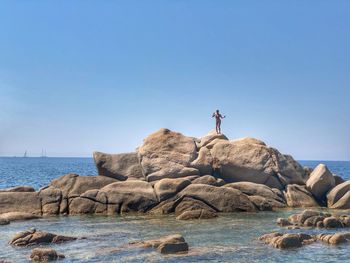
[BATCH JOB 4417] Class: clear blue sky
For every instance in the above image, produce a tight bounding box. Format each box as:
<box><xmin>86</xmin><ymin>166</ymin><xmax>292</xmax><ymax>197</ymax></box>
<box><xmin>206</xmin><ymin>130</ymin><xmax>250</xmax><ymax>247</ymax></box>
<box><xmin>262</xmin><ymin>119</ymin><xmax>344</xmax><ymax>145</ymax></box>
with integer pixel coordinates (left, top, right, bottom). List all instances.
<box><xmin>0</xmin><ymin>1</ymin><xmax>349</xmax><ymax>160</ymax></box>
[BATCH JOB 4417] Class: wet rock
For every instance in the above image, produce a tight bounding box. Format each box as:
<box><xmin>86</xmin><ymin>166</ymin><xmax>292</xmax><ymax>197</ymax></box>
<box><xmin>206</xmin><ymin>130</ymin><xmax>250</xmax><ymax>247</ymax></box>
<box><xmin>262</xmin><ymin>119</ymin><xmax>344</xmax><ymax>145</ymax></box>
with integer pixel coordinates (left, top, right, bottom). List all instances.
<box><xmin>283</xmin><ymin>185</ymin><xmax>319</xmax><ymax>207</ymax></box>
<box><xmin>276</xmin><ymin>218</ymin><xmax>292</xmax><ymax>227</ymax></box>
<box><xmin>191</xmin><ymin>175</ymin><xmax>225</xmax><ymax>187</ymax></box>
<box><xmin>130</xmin><ymin>234</ymin><xmax>189</xmax><ymax>254</ymax></box>
<box><xmin>0</xmin><ymin>218</ymin><xmax>10</xmax><ymax>225</ymax></box>
<box><xmin>306</xmin><ymin>164</ymin><xmax>335</xmax><ymax>201</ymax></box>
<box><xmin>93</xmin><ymin>151</ymin><xmax>144</xmax><ymax>180</ymax></box>
<box><xmin>317</xmin><ymin>233</ymin><xmax>350</xmax><ymax>245</ymax></box>
<box><xmin>323</xmin><ymin>217</ymin><xmax>343</xmax><ymax>228</ymax></box>
<box><xmin>138</xmin><ymin>128</ymin><xmax>199</xmax><ymax>182</ymax></box>
<box><xmin>30</xmin><ymin>248</ymin><xmax>65</xmax><ymax>261</ymax></box>
<box><xmin>10</xmin><ymin>229</ymin><xmax>77</xmax><ymax>247</ymax></box>
<box><xmin>259</xmin><ymin>232</ymin><xmax>314</xmax><ymax>249</ymax></box>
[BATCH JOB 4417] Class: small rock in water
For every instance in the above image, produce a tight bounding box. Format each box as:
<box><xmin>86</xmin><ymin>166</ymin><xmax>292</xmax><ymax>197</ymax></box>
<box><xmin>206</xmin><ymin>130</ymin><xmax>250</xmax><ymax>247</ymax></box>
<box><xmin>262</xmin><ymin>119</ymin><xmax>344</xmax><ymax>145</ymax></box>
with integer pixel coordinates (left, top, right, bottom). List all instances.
<box><xmin>258</xmin><ymin>232</ymin><xmax>315</xmax><ymax>249</ymax></box>
<box><xmin>30</xmin><ymin>248</ymin><xmax>65</xmax><ymax>262</ymax></box>
<box><xmin>130</xmin><ymin>234</ymin><xmax>189</xmax><ymax>254</ymax></box>
<box><xmin>0</xmin><ymin>218</ymin><xmax>10</xmax><ymax>225</ymax></box>
<box><xmin>10</xmin><ymin>228</ymin><xmax>77</xmax><ymax>247</ymax></box>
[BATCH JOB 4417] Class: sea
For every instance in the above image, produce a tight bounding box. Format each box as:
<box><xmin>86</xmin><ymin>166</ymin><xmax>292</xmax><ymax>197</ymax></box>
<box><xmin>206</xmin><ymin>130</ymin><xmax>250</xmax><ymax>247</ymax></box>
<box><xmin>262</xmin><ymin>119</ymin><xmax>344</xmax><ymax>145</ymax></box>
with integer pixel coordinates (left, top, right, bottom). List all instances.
<box><xmin>0</xmin><ymin>157</ymin><xmax>349</xmax><ymax>262</ymax></box>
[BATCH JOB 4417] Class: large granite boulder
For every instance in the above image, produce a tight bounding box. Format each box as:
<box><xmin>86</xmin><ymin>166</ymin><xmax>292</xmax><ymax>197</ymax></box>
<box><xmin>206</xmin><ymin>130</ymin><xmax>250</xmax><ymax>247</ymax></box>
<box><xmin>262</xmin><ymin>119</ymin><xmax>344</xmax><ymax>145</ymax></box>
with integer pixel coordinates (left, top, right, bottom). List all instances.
<box><xmin>210</xmin><ymin>138</ymin><xmax>307</xmax><ymax>189</ymax></box>
<box><xmin>178</xmin><ymin>184</ymin><xmax>256</xmax><ymax>212</ymax></box>
<box><xmin>306</xmin><ymin>164</ymin><xmax>335</xmax><ymax>201</ymax></box>
<box><xmin>154</xmin><ymin>178</ymin><xmax>191</xmax><ymax>202</ymax></box>
<box><xmin>93</xmin><ymin>151</ymin><xmax>144</xmax><ymax>180</ymax></box>
<box><xmin>225</xmin><ymin>182</ymin><xmax>286</xmax><ymax>208</ymax></box>
<box><xmin>48</xmin><ymin>174</ymin><xmax>117</xmax><ymax>214</ymax></box>
<box><xmin>196</xmin><ymin>130</ymin><xmax>228</xmax><ymax>149</ymax></box>
<box><xmin>283</xmin><ymin>185</ymin><xmax>319</xmax><ymax>207</ymax></box>
<box><xmin>138</xmin><ymin>129</ymin><xmax>199</xmax><ymax>181</ymax></box>
<box><xmin>69</xmin><ymin>180</ymin><xmax>159</xmax><ymax>215</ymax></box>
<box><xmin>327</xmin><ymin>181</ymin><xmax>350</xmax><ymax>209</ymax></box>
<box><xmin>0</xmin><ymin>192</ymin><xmax>41</xmax><ymax>215</ymax></box>
<box><xmin>10</xmin><ymin>228</ymin><xmax>77</xmax><ymax>247</ymax></box>
<box><xmin>39</xmin><ymin>187</ymin><xmax>62</xmax><ymax>215</ymax></box>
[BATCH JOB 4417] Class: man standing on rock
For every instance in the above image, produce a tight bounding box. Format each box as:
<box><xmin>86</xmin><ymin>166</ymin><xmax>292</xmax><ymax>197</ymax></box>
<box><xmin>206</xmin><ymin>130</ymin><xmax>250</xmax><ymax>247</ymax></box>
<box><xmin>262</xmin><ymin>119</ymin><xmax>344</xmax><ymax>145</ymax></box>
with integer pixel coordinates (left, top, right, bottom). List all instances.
<box><xmin>212</xmin><ymin>110</ymin><xmax>226</xmax><ymax>134</ymax></box>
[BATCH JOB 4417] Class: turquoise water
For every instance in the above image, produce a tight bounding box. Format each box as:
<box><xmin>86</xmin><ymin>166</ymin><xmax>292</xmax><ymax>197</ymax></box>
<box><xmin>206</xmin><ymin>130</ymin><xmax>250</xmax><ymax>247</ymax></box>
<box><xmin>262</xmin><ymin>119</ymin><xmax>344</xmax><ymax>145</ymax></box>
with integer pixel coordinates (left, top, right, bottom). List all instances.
<box><xmin>0</xmin><ymin>158</ymin><xmax>350</xmax><ymax>262</ymax></box>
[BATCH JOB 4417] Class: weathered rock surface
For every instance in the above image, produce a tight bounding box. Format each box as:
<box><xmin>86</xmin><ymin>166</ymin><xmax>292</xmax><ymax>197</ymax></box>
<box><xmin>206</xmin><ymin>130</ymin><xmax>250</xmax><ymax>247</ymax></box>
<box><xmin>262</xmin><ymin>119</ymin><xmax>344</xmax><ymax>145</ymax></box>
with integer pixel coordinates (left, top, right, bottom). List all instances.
<box><xmin>225</xmin><ymin>182</ymin><xmax>286</xmax><ymax>208</ymax></box>
<box><xmin>0</xmin><ymin>186</ymin><xmax>35</xmax><ymax>192</ymax></box>
<box><xmin>93</xmin><ymin>151</ymin><xmax>144</xmax><ymax>180</ymax></box>
<box><xmin>176</xmin><ymin>209</ymin><xmax>218</xmax><ymax>220</ymax></box>
<box><xmin>210</xmin><ymin>138</ymin><xmax>306</xmax><ymax>189</ymax></box>
<box><xmin>130</xmin><ymin>234</ymin><xmax>189</xmax><ymax>254</ymax></box>
<box><xmin>306</xmin><ymin>164</ymin><xmax>335</xmax><ymax>201</ymax></box>
<box><xmin>178</xmin><ymin>184</ymin><xmax>256</xmax><ymax>212</ymax></box>
<box><xmin>283</xmin><ymin>185</ymin><xmax>319</xmax><ymax>207</ymax></box>
<box><xmin>317</xmin><ymin>233</ymin><xmax>350</xmax><ymax>245</ymax></box>
<box><xmin>138</xmin><ymin>129</ymin><xmax>199</xmax><ymax>181</ymax></box>
<box><xmin>327</xmin><ymin>181</ymin><xmax>350</xmax><ymax>209</ymax></box>
<box><xmin>30</xmin><ymin>248</ymin><xmax>65</xmax><ymax>262</ymax></box>
<box><xmin>192</xmin><ymin>175</ymin><xmax>225</xmax><ymax>187</ymax></box>
<box><xmin>0</xmin><ymin>212</ymin><xmax>40</xmax><ymax>222</ymax></box>
<box><xmin>154</xmin><ymin>178</ymin><xmax>191</xmax><ymax>202</ymax></box>
<box><xmin>0</xmin><ymin>192</ymin><xmax>41</xmax><ymax>215</ymax></box>
<box><xmin>10</xmin><ymin>229</ymin><xmax>77</xmax><ymax>247</ymax></box>
<box><xmin>258</xmin><ymin>232</ymin><xmax>315</xmax><ymax>249</ymax></box>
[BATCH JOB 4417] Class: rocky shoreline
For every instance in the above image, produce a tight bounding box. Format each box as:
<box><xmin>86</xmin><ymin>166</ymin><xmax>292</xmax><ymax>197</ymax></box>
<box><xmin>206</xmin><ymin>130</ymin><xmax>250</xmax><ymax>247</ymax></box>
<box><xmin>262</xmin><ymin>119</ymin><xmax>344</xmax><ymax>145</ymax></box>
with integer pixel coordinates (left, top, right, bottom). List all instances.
<box><xmin>1</xmin><ymin>128</ymin><xmax>350</xmax><ymax>260</ymax></box>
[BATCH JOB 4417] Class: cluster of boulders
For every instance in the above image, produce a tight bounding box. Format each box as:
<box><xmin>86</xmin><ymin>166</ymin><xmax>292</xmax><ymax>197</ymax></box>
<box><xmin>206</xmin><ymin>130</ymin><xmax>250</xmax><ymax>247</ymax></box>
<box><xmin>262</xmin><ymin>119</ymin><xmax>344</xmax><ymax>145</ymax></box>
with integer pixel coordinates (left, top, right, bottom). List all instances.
<box><xmin>0</xmin><ymin>129</ymin><xmax>349</xmax><ymax>221</ymax></box>
<box><xmin>259</xmin><ymin>231</ymin><xmax>350</xmax><ymax>249</ymax></box>
<box><xmin>277</xmin><ymin>210</ymin><xmax>350</xmax><ymax>229</ymax></box>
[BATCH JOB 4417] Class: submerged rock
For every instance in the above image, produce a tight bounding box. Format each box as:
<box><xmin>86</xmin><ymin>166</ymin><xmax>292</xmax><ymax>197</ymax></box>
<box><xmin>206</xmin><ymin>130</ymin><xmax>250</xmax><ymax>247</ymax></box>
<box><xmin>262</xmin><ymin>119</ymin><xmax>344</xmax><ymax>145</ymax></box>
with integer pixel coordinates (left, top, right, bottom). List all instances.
<box><xmin>30</xmin><ymin>248</ymin><xmax>65</xmax><ymax>262</ymax></box>
<box><xmin>10</xmin><ymin>229</ymin><xmax>77</xmax><ymax>247</ymax></box>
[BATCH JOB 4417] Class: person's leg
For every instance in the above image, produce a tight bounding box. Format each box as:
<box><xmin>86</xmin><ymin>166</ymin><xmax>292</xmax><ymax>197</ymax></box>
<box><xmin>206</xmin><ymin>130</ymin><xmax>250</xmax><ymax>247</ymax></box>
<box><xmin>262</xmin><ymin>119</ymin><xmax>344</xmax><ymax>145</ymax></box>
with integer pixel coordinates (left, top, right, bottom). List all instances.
<box><xmin>215</xmin><ymin>121</ymin><xmax>219</xmax><ymax>134</ymax></box>
<box><xmin>218</xmin><ymin>120</ymin><xmax>221</xmax><ymax>134</ymax></box>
